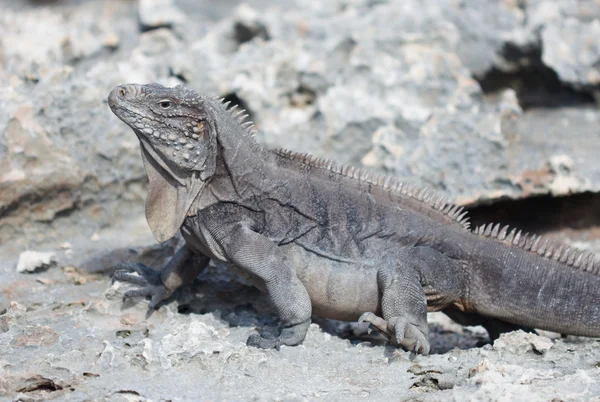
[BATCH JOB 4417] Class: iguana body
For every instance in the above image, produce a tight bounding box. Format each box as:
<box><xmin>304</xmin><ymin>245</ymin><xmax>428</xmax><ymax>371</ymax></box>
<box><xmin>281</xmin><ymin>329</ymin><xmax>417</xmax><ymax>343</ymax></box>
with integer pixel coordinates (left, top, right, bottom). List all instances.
<box><xmin>108</xmin><ymin>83</ymin><xmax>600</xmax><ymax>354</ymax></box>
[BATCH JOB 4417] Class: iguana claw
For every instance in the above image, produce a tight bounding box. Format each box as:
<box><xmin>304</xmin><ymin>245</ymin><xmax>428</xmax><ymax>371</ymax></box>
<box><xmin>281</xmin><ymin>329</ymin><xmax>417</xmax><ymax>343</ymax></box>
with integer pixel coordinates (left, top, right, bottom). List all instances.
<box><xmin>358</xmin><ymin>312</ymin><xmax>430</xmax><ymax>355</ymax></box>
<box><xmin>358</xmin><ymin>312</ymin><xmax>393</xmax><ymax>338</ymax></box>
<box><xmin>113</xmin><ymin>262</ymin><xmax>172</xmax><ymax>310</ymax></box>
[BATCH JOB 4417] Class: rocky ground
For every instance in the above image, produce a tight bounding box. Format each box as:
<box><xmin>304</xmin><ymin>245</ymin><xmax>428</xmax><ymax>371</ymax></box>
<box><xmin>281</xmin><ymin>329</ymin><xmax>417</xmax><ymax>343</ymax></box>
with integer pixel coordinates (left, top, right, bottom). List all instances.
<box><xmin>1</xmin><ymin>0</ymin><xmax>600</xmax><ymax>400</ymax></box>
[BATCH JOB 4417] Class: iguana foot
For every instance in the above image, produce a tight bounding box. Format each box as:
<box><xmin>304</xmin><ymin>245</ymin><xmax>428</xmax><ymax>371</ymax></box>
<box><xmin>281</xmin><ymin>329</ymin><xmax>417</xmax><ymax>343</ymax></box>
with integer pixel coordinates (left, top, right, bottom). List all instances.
<box><xmin>359</xmin><ymin>312</ymin><xmax>430</xmax><ymax>355</ymax></box>
<box><xmin>246</xmin><ymin>320</ymin><xmax>311</xmax><ymax>350</ymax></box>
<box><xmin>113</xmin><ymin>262</ymin><xmax>172</xmax><ymax>310</ymax></box>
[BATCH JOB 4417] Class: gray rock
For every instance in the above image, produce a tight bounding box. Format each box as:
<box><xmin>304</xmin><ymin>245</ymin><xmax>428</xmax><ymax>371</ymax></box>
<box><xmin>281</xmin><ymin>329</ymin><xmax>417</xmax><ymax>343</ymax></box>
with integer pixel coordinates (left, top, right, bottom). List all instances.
<box><xmin>16</xmin><ymin>251</ymin><xmax>57</xmax><ymax>273</ymax></box>
<box><xmin>541</xmin><ymin>18</ymin><xmax>600</xmax><ymax>89</ymax></box>
<box><xmin>526</xmin><ymin>0</ymin><xmax>600</xmax><ymax>30</ymax></box>
<box><xmin>138</xmin><ymin>0</ymin><xmax>185</xmax><ymax>31</ymax></box>
<box><xmin>493</xmin><ymin>330</ymin><xmax>554</xmax><ymax>356</ymax></box>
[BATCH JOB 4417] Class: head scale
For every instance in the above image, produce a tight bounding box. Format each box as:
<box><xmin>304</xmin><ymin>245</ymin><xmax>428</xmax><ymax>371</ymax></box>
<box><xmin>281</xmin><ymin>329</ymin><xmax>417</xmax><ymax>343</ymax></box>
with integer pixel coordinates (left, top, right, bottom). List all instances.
<box><xmin>108</xmin><ymin>83</ymin><xmax>219</xmax><ymax>180</ymax></box>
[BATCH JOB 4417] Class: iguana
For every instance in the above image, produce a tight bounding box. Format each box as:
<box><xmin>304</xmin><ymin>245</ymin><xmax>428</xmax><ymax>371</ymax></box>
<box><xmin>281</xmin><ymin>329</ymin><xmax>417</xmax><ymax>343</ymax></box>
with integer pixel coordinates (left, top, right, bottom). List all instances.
<box><xmin>108</xmin><ymin>83</ymin><xmax>600</xmax><ymax>355</ymax></box>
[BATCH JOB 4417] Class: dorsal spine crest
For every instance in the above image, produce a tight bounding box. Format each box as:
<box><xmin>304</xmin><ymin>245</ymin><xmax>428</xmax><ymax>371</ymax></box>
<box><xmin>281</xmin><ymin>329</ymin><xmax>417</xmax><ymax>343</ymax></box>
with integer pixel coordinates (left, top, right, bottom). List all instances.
<box><xmin>272</xmin><ymin>148</ymin><xmax>471</xmax><ymax>230</ymax></box>
<box><xmin>475</xmin><ymin>223</ymin><xmax>599</xmax><ymax>276</ymax></box>
<box><xmin>214</xmin><ymin>97</ymin><xmax>258</xmax><ymax>136</ymax></box>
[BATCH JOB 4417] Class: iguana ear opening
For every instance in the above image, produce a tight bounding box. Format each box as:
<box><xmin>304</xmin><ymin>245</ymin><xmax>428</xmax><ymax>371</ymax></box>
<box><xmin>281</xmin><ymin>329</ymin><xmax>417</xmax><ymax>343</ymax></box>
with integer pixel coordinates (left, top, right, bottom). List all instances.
<box><xmin>140</xmin><ymin>143</ymin><xmax>209</xmax><ymax>243</ymax></box>
<box><xmin>193</xmin><ymin>118</ymin><xmax>218</xmax><ymax>181</ymax></box>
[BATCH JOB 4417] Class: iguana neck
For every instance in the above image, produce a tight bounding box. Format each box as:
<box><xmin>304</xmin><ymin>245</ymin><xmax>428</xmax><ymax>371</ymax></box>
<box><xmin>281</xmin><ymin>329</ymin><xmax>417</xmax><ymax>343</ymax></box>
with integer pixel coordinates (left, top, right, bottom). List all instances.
<box><xmin>195</xmin><ymin>99</ymin><xmax>273</xmax><ymax>206</ymax></box>
<box><xmin>216</xmin><ymin>124</ymin><xmax>271</xmax><ymax>188</ymax></box>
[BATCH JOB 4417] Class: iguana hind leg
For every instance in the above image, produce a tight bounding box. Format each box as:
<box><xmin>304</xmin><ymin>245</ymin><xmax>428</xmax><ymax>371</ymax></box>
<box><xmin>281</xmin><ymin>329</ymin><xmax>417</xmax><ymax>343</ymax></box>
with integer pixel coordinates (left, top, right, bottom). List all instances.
<box><xmin>113</xmin><ymin>245</ymin><xmax>208</xmax><ymax>310</ymax></box>
<box><xmin>375</xmin><ymin>262</ymin><xmax>430</xmax><ymax>355</ymax></box>
<box><xmin>357</xmin><ymin>246</ymin><xmax>457</xmax><ymax>355</ymax></box>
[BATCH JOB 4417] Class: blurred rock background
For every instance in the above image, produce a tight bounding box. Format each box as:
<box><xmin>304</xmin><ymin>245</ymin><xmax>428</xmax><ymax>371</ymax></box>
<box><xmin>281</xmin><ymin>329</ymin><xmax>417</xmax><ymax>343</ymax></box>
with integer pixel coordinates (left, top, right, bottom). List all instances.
<box><xmin>1</xmin><ymin>0</ymin><xmax>600</xmax><ymax>255</ymax></box>
<box><xmin>1</xmin><ymin>0</ymin><xmax>599</xmax><ymax>400</ymax></box>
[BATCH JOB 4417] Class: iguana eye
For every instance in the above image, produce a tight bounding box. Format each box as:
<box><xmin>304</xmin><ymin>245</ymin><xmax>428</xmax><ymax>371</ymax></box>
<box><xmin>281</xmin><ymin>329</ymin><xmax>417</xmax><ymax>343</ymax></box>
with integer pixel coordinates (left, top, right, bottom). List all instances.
<box><xmin>158</xmin><ymin>99</ymin><xmax>172</xmax><ymax>109</ymax></box>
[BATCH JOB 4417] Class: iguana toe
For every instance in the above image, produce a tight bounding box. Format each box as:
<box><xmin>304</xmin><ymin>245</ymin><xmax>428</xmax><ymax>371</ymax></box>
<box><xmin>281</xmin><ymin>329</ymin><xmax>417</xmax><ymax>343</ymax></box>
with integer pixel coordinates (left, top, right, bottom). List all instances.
<box><xmin>247</xmin><ymin>320</ymin><xmax>311</xmax><ymax>350</ymax></box>
<box><xmin>358</xmin><ymin>313</ymin><xmax>430</xmax><ymax>355</ymax></box>
<box><xmin>358</xmin><ymin>312</ymin><xmax>393</xmax><ymax>338</ymax></box>
<box><xmin>388</xmin><ymin>316</ymin><xmax>430</xmax><ymax>355</ymax></box>
<box><xmin>112</xmin><ymin>272</ymin><xmax>148</xmax><ymax>286</ymax></box>
<box><xmin>122</xmin><ymin>287</ymin><xmax>154</xmax><ymax>300</ymax></box>
<box><xmin>246</xmin><ymin>333</ymin><xmax>282</xmax><ymax>350</ymax></box>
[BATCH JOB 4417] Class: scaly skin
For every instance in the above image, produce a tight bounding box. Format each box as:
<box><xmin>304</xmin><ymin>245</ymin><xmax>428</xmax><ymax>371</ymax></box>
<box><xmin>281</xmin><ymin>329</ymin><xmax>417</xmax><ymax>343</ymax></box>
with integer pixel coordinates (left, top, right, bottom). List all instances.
<box><xmin>108</xmin><ymin>83</ymin><xmax>600</xmax><ymax>355</ymax></box>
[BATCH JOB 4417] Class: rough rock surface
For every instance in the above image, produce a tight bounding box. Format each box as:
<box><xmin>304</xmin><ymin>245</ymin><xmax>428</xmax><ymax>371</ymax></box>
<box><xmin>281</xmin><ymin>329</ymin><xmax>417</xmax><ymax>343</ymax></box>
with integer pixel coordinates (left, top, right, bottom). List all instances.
<box><xmin>1</xmin><ymin>0</ymin><xmax>599</xmax><ymax>400</ymax></box>
<box><xmin>15</xmin><ymin>251</ymin><xmax>57</xmax><ymax>273</ymax></box>
<box><xmin>2</xmin><ymin>246</ymin><xmax>600</xmax><ymax>401</ymax></box>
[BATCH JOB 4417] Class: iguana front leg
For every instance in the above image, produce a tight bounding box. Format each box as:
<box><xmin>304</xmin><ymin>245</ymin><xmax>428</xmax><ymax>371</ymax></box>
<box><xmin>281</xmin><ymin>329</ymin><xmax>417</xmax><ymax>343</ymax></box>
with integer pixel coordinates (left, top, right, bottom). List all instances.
<box><xmin>113</xmin><ymin>245</ymin><xmax>209</xmax><ymax>310</ymax></box>
<box><xmin>224</xmin><ymin>224</ymin><xmax>312</xmax><ymax>349</ymax></box>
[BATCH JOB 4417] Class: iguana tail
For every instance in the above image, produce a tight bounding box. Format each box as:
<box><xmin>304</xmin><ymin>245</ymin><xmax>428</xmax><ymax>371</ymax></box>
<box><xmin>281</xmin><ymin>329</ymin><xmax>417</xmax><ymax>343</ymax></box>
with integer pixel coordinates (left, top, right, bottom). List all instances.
<box><xmin>467</xmin><ymin>223</ymin><xmax>600</xmax><ymax>336</ymax></box>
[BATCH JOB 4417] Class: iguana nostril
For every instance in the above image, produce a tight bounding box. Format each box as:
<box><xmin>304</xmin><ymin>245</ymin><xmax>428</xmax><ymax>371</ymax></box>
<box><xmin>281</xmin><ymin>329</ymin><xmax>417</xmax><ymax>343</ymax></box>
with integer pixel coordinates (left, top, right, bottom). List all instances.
<box><xmin>119</xmin><ymin>88</ymin><xmax>126</xmax><ymax>97</ymax></box>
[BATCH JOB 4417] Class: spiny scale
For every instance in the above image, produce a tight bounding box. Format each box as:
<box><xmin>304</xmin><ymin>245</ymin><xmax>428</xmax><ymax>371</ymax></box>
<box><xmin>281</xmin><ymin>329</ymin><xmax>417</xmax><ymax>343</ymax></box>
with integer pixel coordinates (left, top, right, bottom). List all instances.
<box><xmin>475</xmin><ymin>223</ymin><xmax>600</xmax><ymax>275</ymax></box>
<box><xmin>215</xmin><ymin>97</ymin><xmax>258</xmax><ymax>136</ymax></box>
<box><xmin>271</xmin><ymin>148</ymin><xmax>471</xmax><ymax>231</ymax></box>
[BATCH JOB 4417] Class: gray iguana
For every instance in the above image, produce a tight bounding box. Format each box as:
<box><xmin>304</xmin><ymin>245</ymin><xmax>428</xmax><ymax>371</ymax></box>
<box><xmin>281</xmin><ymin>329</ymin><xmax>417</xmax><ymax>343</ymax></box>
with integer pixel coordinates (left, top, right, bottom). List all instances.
<box><xmin>108</xmin><ymin>83</ymin><xmax>600</xmax><ymax>355</ymax></box>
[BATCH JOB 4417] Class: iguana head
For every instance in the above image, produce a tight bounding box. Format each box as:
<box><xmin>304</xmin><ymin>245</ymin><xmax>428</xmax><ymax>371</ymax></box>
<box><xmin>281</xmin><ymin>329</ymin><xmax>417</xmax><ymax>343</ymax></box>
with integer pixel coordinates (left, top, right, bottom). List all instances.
<box><xmin>108</xmin><ymin>83</ymin><xmax>218</xmax><ymax>179</ymax></box>
<box><xmin>108</xmin><ymin>83</ymin><xmax>222</xmax><ymax>242</ymax></box>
